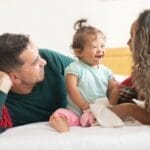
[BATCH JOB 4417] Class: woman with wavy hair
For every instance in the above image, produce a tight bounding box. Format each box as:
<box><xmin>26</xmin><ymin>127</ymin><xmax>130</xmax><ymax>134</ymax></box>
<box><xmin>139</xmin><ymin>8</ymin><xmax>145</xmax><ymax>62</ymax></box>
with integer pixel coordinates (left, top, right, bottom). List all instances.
<box><xmin>131</xmin><ymin>9</ymin><xmax>150</xmax><ymax>112</ymax></box>
<box><xmin>111</xmin><ymin>9</ymin><xmax>150</xmax><ymax>124</ymax></box>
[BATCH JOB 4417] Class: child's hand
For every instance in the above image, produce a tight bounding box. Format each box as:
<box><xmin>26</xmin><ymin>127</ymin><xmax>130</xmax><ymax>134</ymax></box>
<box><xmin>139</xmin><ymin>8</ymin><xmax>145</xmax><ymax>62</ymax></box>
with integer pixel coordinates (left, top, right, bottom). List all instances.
<box><xmin>80</xmin><ymin>101</ymin><xmax>89</xmax><ymax>111</ymax></box>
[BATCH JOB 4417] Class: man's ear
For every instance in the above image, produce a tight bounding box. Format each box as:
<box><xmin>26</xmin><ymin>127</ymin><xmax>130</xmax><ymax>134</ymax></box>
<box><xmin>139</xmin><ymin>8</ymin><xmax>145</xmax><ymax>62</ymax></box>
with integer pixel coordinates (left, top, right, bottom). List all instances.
<box><xmin>9</xmin><ymin>72</ymin><xmax>21</xmax><ymax>84</ymax></box>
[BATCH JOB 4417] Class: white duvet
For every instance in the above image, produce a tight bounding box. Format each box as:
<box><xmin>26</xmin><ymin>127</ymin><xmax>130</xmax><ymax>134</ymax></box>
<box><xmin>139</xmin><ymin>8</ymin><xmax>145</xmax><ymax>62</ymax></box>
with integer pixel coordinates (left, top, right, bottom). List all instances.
<box><xmin>0</xmin><ymin>122</ymin><xmax>150</xmax><ymax>150</ymax></box>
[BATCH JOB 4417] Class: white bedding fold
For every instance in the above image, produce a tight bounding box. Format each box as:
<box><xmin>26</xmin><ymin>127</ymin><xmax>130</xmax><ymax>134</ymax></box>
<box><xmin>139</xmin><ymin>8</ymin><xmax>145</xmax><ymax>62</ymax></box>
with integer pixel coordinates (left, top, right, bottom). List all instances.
<box><xmin>90</xmin><ymin>98</ymin><xmax>124</xmax><ymax>127</ymax></box>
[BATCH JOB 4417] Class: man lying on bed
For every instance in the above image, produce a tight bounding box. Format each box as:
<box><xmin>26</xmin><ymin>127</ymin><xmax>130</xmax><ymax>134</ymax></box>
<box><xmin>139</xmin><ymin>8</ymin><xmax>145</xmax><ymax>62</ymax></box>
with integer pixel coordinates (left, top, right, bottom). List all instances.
<box><xmin>0</xmin><ymin>33</ymin><xmax>73</xmax><ymax>132</ymax></box>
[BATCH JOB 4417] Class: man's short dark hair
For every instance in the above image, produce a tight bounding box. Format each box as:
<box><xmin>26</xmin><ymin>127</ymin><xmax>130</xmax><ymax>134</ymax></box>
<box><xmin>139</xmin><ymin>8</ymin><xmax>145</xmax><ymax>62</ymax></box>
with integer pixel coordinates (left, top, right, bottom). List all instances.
<box><xmin>0</xmin><ymin>33</ymin><xmax>30</xmax><ymax>72</ymax></box>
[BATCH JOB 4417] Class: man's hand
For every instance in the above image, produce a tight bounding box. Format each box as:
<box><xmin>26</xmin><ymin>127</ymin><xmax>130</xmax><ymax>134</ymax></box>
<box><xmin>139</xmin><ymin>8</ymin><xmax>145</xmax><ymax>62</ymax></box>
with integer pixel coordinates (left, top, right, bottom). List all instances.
<box><xmin>0</xmin><ymin>71</ymin><xmax>12</xmax><ymax>93</ymax></box>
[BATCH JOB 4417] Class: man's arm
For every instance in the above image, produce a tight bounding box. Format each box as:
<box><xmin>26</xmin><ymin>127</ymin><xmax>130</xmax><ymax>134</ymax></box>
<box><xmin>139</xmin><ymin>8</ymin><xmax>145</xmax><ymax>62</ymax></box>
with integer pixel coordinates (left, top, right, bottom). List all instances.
<box><xmin>0</xmin><ymin>71</ymin><xmax>12</xmax><ymax>117</ymax></box>
<box><xmin>0</xmin><ymin>71</ymin><xmax>12</xmax><ymax>94</ymax></box>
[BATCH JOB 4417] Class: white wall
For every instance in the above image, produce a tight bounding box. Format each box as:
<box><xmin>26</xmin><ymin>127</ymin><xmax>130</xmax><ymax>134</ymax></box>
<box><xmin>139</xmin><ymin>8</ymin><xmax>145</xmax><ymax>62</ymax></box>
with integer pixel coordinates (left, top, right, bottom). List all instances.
<box><xmin>0</xmin><ymin>0</ymin><xmax>149</xmax><ymax>56</ymax></box>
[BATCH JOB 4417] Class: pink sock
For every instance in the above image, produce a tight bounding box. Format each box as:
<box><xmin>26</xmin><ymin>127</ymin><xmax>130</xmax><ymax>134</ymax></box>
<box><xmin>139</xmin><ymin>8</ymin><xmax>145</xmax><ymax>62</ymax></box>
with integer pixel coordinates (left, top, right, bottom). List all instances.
<box><xmin>80</xmin><ymin>110</ymin><xmax>96</xmax><ymax>127</ymax></box>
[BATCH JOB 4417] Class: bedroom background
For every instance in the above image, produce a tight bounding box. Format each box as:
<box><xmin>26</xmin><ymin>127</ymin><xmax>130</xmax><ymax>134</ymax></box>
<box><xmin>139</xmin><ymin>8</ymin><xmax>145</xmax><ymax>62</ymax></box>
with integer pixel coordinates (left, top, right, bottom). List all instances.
<box><xmin>0</xmin><ymin>0</ymin><xmax>149</xmax><ymax>75</ymax></box>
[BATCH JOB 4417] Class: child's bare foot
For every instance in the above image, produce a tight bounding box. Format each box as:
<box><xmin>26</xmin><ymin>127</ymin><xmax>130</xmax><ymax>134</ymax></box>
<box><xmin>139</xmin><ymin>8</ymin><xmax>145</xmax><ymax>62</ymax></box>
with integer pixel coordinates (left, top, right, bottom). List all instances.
<box><xmin>49</xmin><ymin>115</ymin><xmax>69</xmax><ymax>133</ymax></box>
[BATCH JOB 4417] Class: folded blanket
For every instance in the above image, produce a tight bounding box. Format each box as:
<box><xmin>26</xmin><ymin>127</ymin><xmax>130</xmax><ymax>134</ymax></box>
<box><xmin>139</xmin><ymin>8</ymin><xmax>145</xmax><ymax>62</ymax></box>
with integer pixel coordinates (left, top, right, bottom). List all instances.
<box><xmin>89</xmin><ymin>98</ymin><xmax>124</xmax><ymax>127</ymax></box>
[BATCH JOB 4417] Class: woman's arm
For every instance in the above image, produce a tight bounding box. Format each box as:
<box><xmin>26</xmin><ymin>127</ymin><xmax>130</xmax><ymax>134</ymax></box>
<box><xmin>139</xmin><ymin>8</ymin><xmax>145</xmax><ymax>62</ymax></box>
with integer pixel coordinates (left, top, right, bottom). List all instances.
<box><xmin>110</xmin><ymin>103</ymin><xmax>150</xmax><ymax>124</ymax></box>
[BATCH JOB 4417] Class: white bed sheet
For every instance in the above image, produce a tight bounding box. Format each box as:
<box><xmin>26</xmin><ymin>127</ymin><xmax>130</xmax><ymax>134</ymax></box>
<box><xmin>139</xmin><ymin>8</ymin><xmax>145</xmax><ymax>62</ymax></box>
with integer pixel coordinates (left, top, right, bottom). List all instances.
<box><xmin>0</xmin><ymin>122</ymin><xmax>150</xmax><ymax>150</ymax></box>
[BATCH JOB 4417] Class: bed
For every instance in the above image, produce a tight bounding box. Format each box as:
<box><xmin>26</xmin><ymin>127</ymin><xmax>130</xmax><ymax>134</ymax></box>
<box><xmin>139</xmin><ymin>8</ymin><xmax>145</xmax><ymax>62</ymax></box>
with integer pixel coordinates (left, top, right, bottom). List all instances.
<box><xmin>0</xmin><ymin>121</ymin><xmax>150</xmax><ymax>150</ymax></box>
<box><xmin>0</xmin><ymin>47</ymin><xmax>150</xmax><ymax>150</ymax></box>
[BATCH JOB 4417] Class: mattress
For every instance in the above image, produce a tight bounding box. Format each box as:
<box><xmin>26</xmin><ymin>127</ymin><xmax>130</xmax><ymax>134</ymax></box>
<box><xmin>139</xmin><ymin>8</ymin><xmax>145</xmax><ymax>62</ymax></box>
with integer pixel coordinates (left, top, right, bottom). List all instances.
<box><xmin>0</xmin><ymin>121</ymin><xmax>150</xmax><ymax>150</ymax></box>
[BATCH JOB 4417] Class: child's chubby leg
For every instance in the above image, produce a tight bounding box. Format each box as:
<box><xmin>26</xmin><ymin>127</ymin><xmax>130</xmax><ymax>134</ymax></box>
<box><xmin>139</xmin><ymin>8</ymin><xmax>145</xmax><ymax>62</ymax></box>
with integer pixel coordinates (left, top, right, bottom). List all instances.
<box><xmin>49</xmin><ymin>108</ymin><xmax>80</xmax><ymax>133</ymax></box>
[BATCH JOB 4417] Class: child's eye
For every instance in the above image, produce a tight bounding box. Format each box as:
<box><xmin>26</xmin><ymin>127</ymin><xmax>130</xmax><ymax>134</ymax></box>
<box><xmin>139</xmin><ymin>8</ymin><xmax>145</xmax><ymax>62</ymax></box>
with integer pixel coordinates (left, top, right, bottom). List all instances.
<box><xmin>92</xmin><ymin>45</ymin><xmax>97</xmax><ymax>49</ymax></box>
<box><xmin>101</xmin><ymin>45</ymin><xmax>105</xmax><ymax>49</ymax></box>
